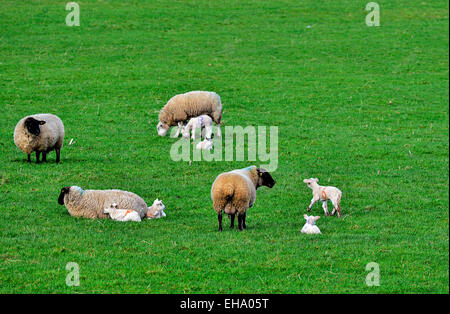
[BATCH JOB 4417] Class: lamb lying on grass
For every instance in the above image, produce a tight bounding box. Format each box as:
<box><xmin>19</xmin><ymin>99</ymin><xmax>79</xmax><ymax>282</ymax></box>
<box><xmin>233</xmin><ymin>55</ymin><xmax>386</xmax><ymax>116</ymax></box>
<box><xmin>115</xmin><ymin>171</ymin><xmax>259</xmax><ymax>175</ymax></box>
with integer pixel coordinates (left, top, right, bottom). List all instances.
<box><xmin>104</xmin><ymin>203</ymin><xmax>141</xmax><ymax>222</ymax></box>
<box><xmin>146</xmin><ymin>199</ymin><xmax>166</xmax><ymax>219</ymax></box>
<box><xmin>303</xmin><ymin>178</ymin><xmax>342</xmax><ymax>217</ymax></box>
<box><xmin>182</xmin><ymin>114</ymin><xmax>213</xmax><ymax>140</ymax></box>
<box><xmin>301</xmin><ymin>215</ymin><xmax>321</xmax><ymax>234</ymax></box>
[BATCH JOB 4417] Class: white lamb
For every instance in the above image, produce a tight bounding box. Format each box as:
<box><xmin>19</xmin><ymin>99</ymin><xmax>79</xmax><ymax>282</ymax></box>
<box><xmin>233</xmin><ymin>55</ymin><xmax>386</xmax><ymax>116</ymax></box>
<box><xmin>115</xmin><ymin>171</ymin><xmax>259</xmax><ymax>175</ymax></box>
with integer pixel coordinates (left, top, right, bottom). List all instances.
<box><xmin>103</xmin><ymin>203</ymin><xmax>142</xmax><ymax>222</ymax></box>
<box><xmin>181</xmin><ymin>115</ymin><xmax>213</xmax><ymax>140</ymax></box>
<box><xmin>196</xmin><ymin>138</ymin><xmax>213</xmax><ymax>150</ymax></box>
<box><xmin>301</xmin><ymin>215</ymin><xmax>321</xmax><ymax>234</ymax></box>
<box><xmin>147</xmin><ymin>199</ymin><xmax>166</xmax><ymax>219</ymax></box>
<box><xmin>303</xmin><ymin>178</ymin><xmax>343</xmax><ymax>217</ymax></box>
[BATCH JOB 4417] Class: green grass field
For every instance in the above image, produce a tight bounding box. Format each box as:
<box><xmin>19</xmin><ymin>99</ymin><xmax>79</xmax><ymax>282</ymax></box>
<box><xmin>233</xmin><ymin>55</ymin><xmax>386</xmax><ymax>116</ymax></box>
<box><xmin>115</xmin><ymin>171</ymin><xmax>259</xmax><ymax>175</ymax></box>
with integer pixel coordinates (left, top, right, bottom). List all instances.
<box><xmin>0</xmin><ymin>0</ymin><xmax>448</xmax><ymax>293</ymax></box>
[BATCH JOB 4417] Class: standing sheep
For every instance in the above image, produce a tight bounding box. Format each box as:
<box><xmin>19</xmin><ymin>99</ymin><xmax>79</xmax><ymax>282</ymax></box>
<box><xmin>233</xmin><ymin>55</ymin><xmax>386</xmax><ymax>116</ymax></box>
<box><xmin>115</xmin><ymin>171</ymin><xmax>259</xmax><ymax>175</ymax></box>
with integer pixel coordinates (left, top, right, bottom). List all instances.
<box><xmin>14</xmin><ymin>114</ymin><xmax>64</xmax><ymax>163</ymax></box>
<box><xmin>211</xmin><ymin>166</ymin><xmax>275</xmax><ymax>231</ymax></box>
<box><xmin>157</xmin><ymin>91</ymin><xmax>222</xmax><ymax>138</ymax></box>
<box><xmin>58</xmin><ymin>186</ymin><xmax>150</xmax><ymax>219</ymax></box>
<box><xmin>303</xmin><ymin>178</ymin><xmax>343</xmax><ymax>217</ymax></box>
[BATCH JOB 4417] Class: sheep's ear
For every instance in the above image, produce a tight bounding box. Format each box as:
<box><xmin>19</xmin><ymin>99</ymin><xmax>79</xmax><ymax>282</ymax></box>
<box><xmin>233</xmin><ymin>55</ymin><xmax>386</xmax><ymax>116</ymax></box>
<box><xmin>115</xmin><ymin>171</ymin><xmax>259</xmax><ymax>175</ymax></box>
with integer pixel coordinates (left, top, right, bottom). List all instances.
<box><xmin>303</xmin><ymin>214</ymin><xmax>308</xmax><ymax>220</ymax></box>
<box><xmin>314</xmin><ymin>178</ymin><xmax>319</xmax><ymax>182</ymax></box>
<box><xmin>39</xmin><ymin>120</ymin><xmax>46</xmax><ymax>125</ymax></box>
<box><xmin>314</xmin><ymin>216</ymin><xmax>320</xmax><ymax>221</ymax></box>
<box><xmin>303</xmin><ymin>179</ymin><xmax>308</xmax><ymax>183</ymax></box>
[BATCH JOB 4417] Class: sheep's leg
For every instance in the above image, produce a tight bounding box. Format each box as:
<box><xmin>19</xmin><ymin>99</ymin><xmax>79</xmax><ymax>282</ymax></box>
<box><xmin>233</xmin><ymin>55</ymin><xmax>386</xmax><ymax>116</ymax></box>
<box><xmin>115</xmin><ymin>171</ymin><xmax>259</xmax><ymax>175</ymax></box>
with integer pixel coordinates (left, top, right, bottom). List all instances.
<box><xmin>216</xmin><ymin>124</ymin><xmax>222</xmax><ymax>137</ymax></box>
<box><xmin>27</xmin><ymin>154</ymin><xmax>31</xmax><ymax>163</ymax></box>
<box><xmin>229</xmin><ymin>213</ymin><xmax>235</xmax><ymax>228</ymax></box>
<box><xmin>218</xmin><ymin>212</ymin><xmax>223</xmax><ymax>231</ymax></box>
<box><xmin>242</xmin><ymin>212</ymin><xmax>247</xmax><ymax>229</ymax></box>
<box><xmin>42</xmin><ymin>152</ymin><xmax>47</xmax><ymax>163</ymax></box>
<box><xmin>55</xmin><ymin>149</ymin><xmax>61</xmax><ymax>163</ymax></box>
<box><xmin>35</xmin><ymin>151</ymin><xmax>41</xmax><ymax>164</ymax></box>
<box><xmin>237</xmin><ymin>213</ymin><xmax>244</xmax><ymax>231</ymax></box>
<box><xmin>322</xmin><ymin>201</ymin><xmax>329</xmax><ymax>216</ymax></box>
<box><xmin>332</xmin><ymin>197</ymin><xmax>342</xmax><ymax>218</ymax></box>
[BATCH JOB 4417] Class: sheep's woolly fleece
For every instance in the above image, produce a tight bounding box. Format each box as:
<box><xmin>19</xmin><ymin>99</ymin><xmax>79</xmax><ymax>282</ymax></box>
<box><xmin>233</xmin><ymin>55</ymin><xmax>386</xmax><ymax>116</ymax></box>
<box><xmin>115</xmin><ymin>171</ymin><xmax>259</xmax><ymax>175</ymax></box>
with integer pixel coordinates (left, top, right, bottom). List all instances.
<box><xmin>14</xmin><ymin>113</ymin><xmax>64</xmax><ymax>155</ymax></box>
<box><xmin>59</xmin><ymin>186</ymin><xmax>149</xmax><ymax>219</ymax></box>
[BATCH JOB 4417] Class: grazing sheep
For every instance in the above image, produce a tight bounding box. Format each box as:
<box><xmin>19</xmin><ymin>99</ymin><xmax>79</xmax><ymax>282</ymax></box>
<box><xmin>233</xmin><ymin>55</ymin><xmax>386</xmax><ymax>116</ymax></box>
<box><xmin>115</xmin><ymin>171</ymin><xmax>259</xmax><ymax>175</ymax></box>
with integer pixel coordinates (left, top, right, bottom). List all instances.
<box><xmin>303</xmin><ymin>178</ymin><xmax>342</xmax><ymax>217</ymax></box>
<box><xmin>14</xmin><ymin>114</ymin><xmax>64</xmax><ymax>163</ymax></box>
<box><xmin>182</xmin><ymin>115</ymin><xmax>213</xmax><ymax>140</ymax></box>
<box><xmin>146</xmin><ymin>199</ymin><xmax>166</xmax><ymax>219</ymax></box>
<box><xmin>211</xmin><ymin>166</ymin><xmax>275</xmax><ymax>231</ymax></box>
<box><xmin>301</xmin><ymin>215</ymin><xmax>321</xmax><ymax>234</ymax></box>
<box><xmin>196</xmin><ymin>138</ymin><xmax>213</xmax><ymax>150</ymax></box>
<box><xmin>58</xmin><ymin>186</ymin><xmax>150</xmax><ymax>219</ymax></box>
<box><xmin>157</xmin><ymin>91</ymin><xmax>222</xmax><ymax>138</ymax></box>
<box><xmin>104</xmin><ymin>203</ymin><xmax>142</xmax><ymax>222</ymax></box>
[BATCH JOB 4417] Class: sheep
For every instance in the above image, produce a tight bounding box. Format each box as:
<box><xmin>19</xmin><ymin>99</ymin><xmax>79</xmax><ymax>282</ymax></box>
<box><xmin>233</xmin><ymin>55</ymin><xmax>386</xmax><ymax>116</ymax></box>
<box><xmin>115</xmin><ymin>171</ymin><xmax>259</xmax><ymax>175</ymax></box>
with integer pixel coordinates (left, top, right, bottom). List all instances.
<box><xmin>14</xmin><ymin>113</ymin><xmax>64</xmax><ymax>163</ymax></box>
<box><xmin>181</xmin><ymin>114</ymin><xmax>213</xmax><ymax>140</ymax></box>
<box><xmin>196</xmin><ymin>138</ymin><xmax>213</xmax><ymax>150</ymax></box>
<box><xmin>146</xmin><ymin>198</ymin><xmax>166</xmax><ymax>219</ymax></box>
<box><xmin>303</xmin><ymin>178</ymin><xmax>343</xmax><ymax>217</ymax></box>
<box><xmin>58</xmin><ymin>186</ymin><xmax>150</xmax><ymax>219</ymax></box>
<box><xmin>104</xmin><ymin>203</ymin><xmax>142</xmax><ymax>222</ymax></box>
<box><xmin>157</xmin><ymin>91</ymin><xmax>222</xmax><ymax>138</ymax></box>
<box><xmin>301</xmin><ymin>215</ymin><xmax>321</xmax><ymax>234</ymax></box>
<box><xmin>211</xmin><ymin>166</ymin><xmax>275</xmax><ymax>231</ymax></box>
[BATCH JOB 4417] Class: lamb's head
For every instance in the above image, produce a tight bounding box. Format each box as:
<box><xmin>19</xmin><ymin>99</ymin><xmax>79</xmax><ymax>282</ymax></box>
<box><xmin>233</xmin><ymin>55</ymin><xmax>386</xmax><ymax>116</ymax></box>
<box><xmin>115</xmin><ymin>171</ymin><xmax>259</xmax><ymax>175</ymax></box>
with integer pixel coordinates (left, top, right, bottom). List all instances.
<box><xmin>303</xmin><ymin>178</ymin><xmax>319</xmax><ymax>189</ymax></box>
<box><xmin>104</xmin><ymin>203</ymin><xmax>118</xmax><ymax>214</ymax></box>
<box><xmin>256</xmin><ymin>167</ymin><xmax>275</xmax><ymax>189</ymax></box>
<box><xmin>24</xmin><ymin>117</ymin><xmax>46</xmax><ymax>136</ymax></box>
<box><xmin>157</xmin><ymin>121</ymin><xmax>170</xmax><ymax>136</ymax></box>
<box><xmin>304</xmin><ymin>214</ymin><xmax>320</xmax><ymax>225</ymax></box>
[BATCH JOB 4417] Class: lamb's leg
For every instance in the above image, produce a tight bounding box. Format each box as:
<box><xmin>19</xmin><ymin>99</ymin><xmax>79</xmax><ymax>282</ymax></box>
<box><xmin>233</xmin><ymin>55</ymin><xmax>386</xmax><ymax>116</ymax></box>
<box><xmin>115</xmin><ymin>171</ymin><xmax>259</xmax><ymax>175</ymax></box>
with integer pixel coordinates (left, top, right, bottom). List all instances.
<box><xmin>35</xmin><ymin>151</ymin><xmax>41</xmax><ymax>164</ymax></box>
<box><xmin>218</xmin><ymin>212</ymin><xmax>223</xmax><ymax>231</ymax></box>
<box><xmin>55</xmin><ymin>149</ymin><xmax>60</xmax><ymax>163</ymax></box>
<box><xmin>229</xmin><ymin>213</ymin><xmax>235</xmax><ymax>228</ymax></box>
<box><xmin>332</xmin><ymin>197</ymin><xmax>342</xmax><ymax>218</ymax></box>
<box><xmin>173</xmin><ymin>122</ymin><xmax>183</xmax><ymax>138</ymax></box>
<box><xmin>191</xmin><ymin>126</ymin><xmax>196</xmax><ymax>140</ymax></box>
<box><xmin>308</xmin><ymin>196</ymin><xmax>319</xmax><ymax>212</ymax></box>
<box><xmin>27</xmin><ymin>154</ymin><xmax>31</xmax><ymax>163</ymax></box>
<box><xmin>322</xmin><ymin>201</ymin><xmax>329</xmax><ymax>216</ymax></box>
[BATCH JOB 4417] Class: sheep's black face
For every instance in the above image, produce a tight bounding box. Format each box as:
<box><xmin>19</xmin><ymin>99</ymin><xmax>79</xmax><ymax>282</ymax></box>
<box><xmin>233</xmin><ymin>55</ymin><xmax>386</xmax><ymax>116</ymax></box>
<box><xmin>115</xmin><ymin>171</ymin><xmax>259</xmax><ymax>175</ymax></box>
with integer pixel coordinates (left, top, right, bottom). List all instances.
<box><xmin>24</xmin><ymin>117</ymin><xmax>46</xmax><ymax>136</ymax></box>
<box><xmin>58</xmin><ymin>187</ymin><xmax>70</xmax><ymax>205</ymax></box>
<box><xmin>257</xmin><ymin>168</ymin><xmax>275</xmax><ymax>188</ymax></box>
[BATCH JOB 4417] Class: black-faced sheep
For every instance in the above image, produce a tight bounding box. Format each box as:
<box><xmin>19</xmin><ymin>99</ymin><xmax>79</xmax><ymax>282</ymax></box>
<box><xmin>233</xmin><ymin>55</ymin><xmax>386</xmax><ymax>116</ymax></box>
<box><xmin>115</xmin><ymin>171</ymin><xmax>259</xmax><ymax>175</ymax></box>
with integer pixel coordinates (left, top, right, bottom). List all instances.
<box><xmin>14</xmin><ymin>114</ymin><xmax>64</xmax><ymax>163</ymax></box>
<box><xmin>211</xmin><ymin>166</ymin><xmax>275</xmax><ymax>231</ymax></box>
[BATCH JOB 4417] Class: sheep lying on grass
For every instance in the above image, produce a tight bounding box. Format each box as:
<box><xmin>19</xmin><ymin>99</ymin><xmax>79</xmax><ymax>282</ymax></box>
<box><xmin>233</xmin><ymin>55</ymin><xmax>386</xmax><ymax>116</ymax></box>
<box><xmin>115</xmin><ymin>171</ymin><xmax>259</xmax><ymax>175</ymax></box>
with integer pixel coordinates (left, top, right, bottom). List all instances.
<box><xmin>146</xmin><ymin>199</ymin><xmax>166</xmax><ymax>219</ymax></box>
<box><xmin>104</xmin><ymin>203</ymin><xmax>141</xmax><ymax>222</ymax></box>
<box><xmin>58</xmin><ymin>186</ymin><xmax>150</xmax><ymax>219</ymax></box>
<box><xmin>303</xmin><ymin>178</ymin><xmax>342</xmax><ymax>217</ymax></box>
<box><xmin>301</xmin><ymin>215</ymin><xmax>321</xmax><ymax>234</ymax></box>
<box><xmin>182</xmin><ymin>115</ymin><xmax>213</xmax><ymax>140</ymax></box>
<box><xmin>157</xmin><ymin>91</ymin><xmax>222</xmax><ymax>138</ymax></box>
<box><xmin>14</xmin><ymin>114</ymin><xmax>64</xmax><ymax>163</ymax></box>
<box><xmin>211</xmin><ymin>166</ymin><xmax>275</xmax><ymax>231</ymax></box>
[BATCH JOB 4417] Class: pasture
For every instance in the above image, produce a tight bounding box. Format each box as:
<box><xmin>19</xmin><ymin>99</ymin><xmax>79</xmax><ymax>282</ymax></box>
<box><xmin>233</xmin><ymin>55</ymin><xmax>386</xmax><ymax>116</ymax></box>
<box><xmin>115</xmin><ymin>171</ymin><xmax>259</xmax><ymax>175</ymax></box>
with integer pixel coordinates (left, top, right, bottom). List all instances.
<box><xmin>0</xmin><ymin>0</ymin><xmax>448</xmax><ymax>293</ymax></box>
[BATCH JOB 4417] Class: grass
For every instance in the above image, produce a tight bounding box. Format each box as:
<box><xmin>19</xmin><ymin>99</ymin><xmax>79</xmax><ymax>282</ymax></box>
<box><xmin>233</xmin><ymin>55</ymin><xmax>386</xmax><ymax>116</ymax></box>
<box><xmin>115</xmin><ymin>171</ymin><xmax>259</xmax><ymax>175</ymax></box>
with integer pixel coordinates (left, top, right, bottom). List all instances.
<box><xmin>0</xmin><ymin>0</ymin><xmax>448</xmax><ymax>293</ymax></box>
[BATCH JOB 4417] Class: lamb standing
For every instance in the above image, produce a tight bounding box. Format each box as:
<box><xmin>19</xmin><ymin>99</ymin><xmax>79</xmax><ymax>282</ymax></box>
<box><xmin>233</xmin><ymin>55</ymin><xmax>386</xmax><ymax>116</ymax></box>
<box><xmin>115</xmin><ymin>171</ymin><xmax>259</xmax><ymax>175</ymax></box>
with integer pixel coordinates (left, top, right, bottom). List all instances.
<box><xmin>301</xmin><ymin>215</ymin><xmax>321</xmax><ymax>234</ymax></box>
<box><xmin>58</xmin><ymin>186</ymin><xmax>150</xmax><ymax>219</ymax></box>
<box><xmin>196</xmin><ymin>138</ymin><xmax>213</xmax><ymax>150</ymax></box>
<box><xmin>303</xmin><ymin>178</ymin><xmax>342</xmax><ymax>217</ymax></box>
<box><xmin>104</xmin><ymin>203</ymin><xmax>142</xmax><ymax>222</ymax></box>
<box><xmin>181</xmin><ymin>114</ymin><xmax>213</xmax><ymax>140</ymax></box>
<box><xmin>211</xmin><ymin>166</ymin><xmax>275</xmax><ymax>231</ymax></box>
<box><xmin>14</xmin><ymin>114</ymin><xmax>64</xmax><ymax>163</ymax></box>
<box><xmin>157</xmin><ymin>91</ymin><xmax>222</xmax><ymax>138</ymax></box>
